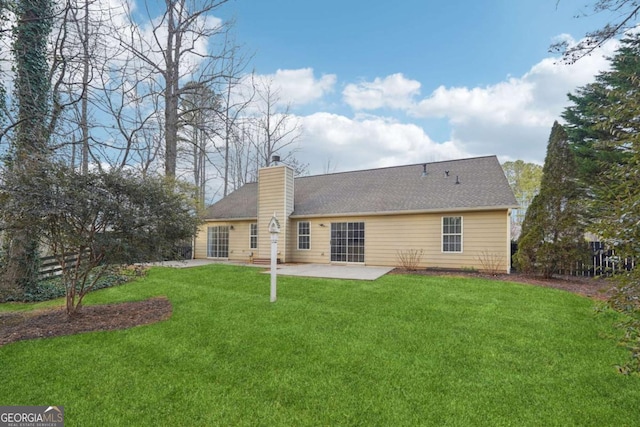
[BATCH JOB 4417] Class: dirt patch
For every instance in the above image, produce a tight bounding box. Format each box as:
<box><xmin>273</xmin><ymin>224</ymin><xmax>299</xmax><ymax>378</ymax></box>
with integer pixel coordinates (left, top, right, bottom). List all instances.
<box><xmin>0</xmin><ymin>296</ymin><xmax>172</xmax><ymax>347</ymax></box>
<box><xmin>390</xmin><ymin>268</ymin><xmax>613</xmax><ymax>301</ymax></box>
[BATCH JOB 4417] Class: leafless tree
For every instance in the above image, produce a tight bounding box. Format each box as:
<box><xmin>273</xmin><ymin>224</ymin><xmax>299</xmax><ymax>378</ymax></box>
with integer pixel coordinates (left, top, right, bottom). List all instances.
<box><xmin>244</xmin><ymin>77</ymin><xmax>304</xmax><ymax>174</ymax></box>
<box><xmin>116</xmin><ymin>0</ymin><xmax>232</xmax><ymax>178</ymax></box>
<box><xmin>212</xmin><ymin>41</ymin><xmax>254</xmax><ymax>196</ymax></box>
<box><xmin>552</xmin><ymin>0</ymin><xmax>640</xmax><ymax>62</ymax></box>
<box><xmin>36</xmin><ymin>0</ymin><xmax>125</xmax><ymax>170</ymax></box>
<box><xmin>178</xmin><ymin>81</ymin><xmax>219</xmax><ymax>205</ymax></box>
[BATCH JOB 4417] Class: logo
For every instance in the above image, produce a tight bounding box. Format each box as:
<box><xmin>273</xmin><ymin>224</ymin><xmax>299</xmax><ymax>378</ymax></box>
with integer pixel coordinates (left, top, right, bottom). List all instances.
<box><xmin>0</xmin><ymin>406</ymin><xmax>64</xmax><ymax>427</ymax></box>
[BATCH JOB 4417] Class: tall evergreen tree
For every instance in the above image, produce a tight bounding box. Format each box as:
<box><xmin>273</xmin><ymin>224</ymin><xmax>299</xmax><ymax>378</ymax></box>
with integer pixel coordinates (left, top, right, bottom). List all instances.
<box><xmin>588</xmin><ymin>38</ymin><xmax>640</xmax><ymax>327</ymax></box>
<box><xmin>563</xmin><ymin>33</ymin><xmax>640</xmax><ymax>204</ymax></box>
<box><xmin>515</xmin><ymin>121</ymin><xmax>588</xmax><ymax>278</ymax></box>
<box><xmin>564</xmin><ymin>34</ymin><xmax>640</xmax><ymax>374</ymax></box>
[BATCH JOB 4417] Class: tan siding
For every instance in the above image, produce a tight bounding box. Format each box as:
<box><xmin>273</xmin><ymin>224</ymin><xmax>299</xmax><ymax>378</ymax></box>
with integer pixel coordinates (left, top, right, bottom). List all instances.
<box><xmin>194</xmin><ymin>224</ymin><xmax>208</xmax><ymax>259</ymax></box>
<box><xmin>229</xmin><ymin>221</ymin><xmax>257</xmax><ymax>262</ymax></box>
<box><xmin>198</xmin><ymin>163</ymin><xmax>510</xmax><ymax>272</ymax></box>
<box><xmin>289</xmin><ymin>220</ymin><xmax>332</xmax><ymax>264</ymax></box>
<box><xmin>285</xmin><ymin>170</ymin><xmax>294</xmax><ymax>214</ymax></box>
<box><xmin>288</xmin><ymin>210</ymin><xmax>510</xmax><ymax>272</ymax></box>
<box><xmin>194</xmin><ymin>220</ymin><xmax>256</xmax><ymax>262</ymax></box>
<box><xmin>257</xmin><ymin>166</ymin><xmax>294</xmax><ymax>261</ymax></box>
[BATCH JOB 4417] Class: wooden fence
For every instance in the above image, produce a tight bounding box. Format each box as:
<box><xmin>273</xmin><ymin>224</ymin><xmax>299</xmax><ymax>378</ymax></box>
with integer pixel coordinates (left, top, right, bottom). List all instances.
<box><xmin>38</xmin><ymin>252</ymin><xmax>88</xmax><ymax>278</ymax></box>
<box><xmin>38</xmin><ymin>245</ymin><xmax>192</xmax><ymax>278</ymax></box>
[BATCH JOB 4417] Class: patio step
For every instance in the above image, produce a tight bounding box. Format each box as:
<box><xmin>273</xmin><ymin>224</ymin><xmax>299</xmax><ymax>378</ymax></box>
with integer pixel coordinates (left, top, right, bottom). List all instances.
<box><xmin>252</xmin><ymin>258</ymin><xmax>282</xmax><ymax>265</ymax></box>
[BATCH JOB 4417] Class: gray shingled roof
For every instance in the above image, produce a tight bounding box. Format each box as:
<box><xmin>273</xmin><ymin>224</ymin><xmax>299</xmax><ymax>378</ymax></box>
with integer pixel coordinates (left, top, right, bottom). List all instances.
<box><xmin>204</xmin><ymin>156</ymin><xmax>518</xmax><ymax>219</ymax></box>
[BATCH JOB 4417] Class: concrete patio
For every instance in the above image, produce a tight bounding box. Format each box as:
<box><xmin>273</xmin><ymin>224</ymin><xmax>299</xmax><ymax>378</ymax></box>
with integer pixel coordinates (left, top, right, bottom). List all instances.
<box><xmin>146</xmin><ymin>259</ymin><xmax>393</xmax><ymax>281</ymax></box>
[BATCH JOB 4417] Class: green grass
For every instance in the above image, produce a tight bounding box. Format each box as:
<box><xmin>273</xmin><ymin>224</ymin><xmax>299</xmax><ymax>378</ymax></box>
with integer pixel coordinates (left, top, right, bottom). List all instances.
<box><xmin>1</xmin><ymin>265</ymin><xmax>638</xmax><ymax>426</ymax></box>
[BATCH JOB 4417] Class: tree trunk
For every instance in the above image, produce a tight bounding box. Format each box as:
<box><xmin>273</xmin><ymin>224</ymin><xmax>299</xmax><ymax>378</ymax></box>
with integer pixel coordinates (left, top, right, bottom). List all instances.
<box><xmin>81</xmin><ymin>0</ymin><xmax>90</xmax><ymax>174</ymax></box>
<box><xmin>164</xmin><ymin>1</ymin><xmax>178</xmax><ymax>177</ymax></box>
<box><xmin>1</xmin><ymin>0</ymin><xmax>53</xmax><ymax>294</ymax></box>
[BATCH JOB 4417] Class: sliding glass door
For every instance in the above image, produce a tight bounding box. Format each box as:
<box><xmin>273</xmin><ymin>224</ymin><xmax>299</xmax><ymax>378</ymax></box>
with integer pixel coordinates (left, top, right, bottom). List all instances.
<box><xmin>207</xmin><ymin>226</ymin><xmax>229</xmax><ymax>258</ymax></box>
<box><xmin>330</xmin><ymin>222</ymin><xmax>365</xmax><ymax>263</ymax></box>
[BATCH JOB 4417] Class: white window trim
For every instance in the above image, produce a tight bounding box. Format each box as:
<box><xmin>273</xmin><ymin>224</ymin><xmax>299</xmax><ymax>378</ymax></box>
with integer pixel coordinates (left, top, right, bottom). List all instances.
<box><xmin>207</xmin><ymin>225</ymin><xmax>230</xmax><ymax>258</ymax></box>
<box><xmin>250</xmin><ymin>223</ymin><xmax>258</xmax><ymax>250</ymax></box>
<box><xmin>441</xmin><ymin>216</ymin><xmax>463</xmax><ymax>253</ymax></box>
<box><xmin>297</xmin><ymin>221</ymin><xmax>310</xmax><ymax>250</ymax></box>
<box><xmin>330</xmin><ymin>221</ymin><xmax>365</xmax><ymax>263</ymax></box>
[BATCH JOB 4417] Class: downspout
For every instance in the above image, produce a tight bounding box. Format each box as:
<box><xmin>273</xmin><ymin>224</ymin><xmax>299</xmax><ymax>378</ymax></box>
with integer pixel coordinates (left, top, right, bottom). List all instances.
<box><xmin>507</xmin><ymin>208</ymin><xmax>512</xmax><ymax>274</ymax></box>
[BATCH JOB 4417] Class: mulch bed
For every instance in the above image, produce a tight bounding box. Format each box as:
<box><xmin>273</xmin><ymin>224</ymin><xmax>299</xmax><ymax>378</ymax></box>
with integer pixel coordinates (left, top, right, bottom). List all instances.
<box><xmin>0</xmin><ymin>296</ymin><xmax>172</xmax><ymax>347</ymax></box>
<box><xmin>1</xmin><ymin>271</ymin><xmax>613</xmax><ymax>348</ymax></box>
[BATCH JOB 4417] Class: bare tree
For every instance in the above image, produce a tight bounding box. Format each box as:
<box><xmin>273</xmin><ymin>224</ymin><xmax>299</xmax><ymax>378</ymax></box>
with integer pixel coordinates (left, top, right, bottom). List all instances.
<box><xmin>40</xmin><ymin>0</ymin><xmax>122</xmax><ymax>170</ymax></box>
<box><xmin>117</xmin><ymin>0</ymin><xmax>232</xmax><ymax>178</ymax></box>
<box><xmin>323</xmin><ymin>156</ymin><xmax>338</xmax><ymax>174</ymax></box>
<box><xmin>229</xmin><ymin>120</ymin><xmax>257</xmax><ymax>190</ymax></box>
<box><xmin>245</xmin><ymin>77</ymin><xmax>304</xmax><ymax>174</ymax></box>
<box><xmin>552</xmin><ymin>0</ymin><xmax>640</xmax><ymax>62</ymax></box>
<box><xmin>213</xmin><ymin>42</ymin><xmax>254</xmax><ymax>196</ymax></box>
<box><xmin>78</xmin><ymin>0</ymin><xmax>91</xmax><ymax>173</ymax></box>
<box><xmin>93</xmin><ymin>44</ymin><xmax>164</xmax><ymax>171</ymax></box>
<box><xmin>178</xmin><ymin>81</ymin><xmax>219</xmax><ymax>205</ymax></box>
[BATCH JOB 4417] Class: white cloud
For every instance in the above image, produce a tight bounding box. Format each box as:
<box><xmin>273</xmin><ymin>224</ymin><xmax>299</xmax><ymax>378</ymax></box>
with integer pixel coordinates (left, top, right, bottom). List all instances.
<box><xmin>343</xmin><ymin>73</ymin><xmax>421</xmax><ymax>110</ymax></box>
<box><xmin>296</xmin><ymin>113</ymin><xmax>467</xmax><ymax>175</ymax></box>
<box><xmin>267</xmin><ymin>35</ymin><xmax>620</xmax><ymax>173</ymax></box>
<box><xmin>413</xmin><ymin>78</ymin><xmax>540</xmax><ymax>126</ymax></box>
<box><xmin>412</xmin><ymin>39</ymin><xmax>617</xmax><ymax>125</ymax></box>
<box><xmin>254</xmin><ymin>68</ymin><xmax>337</xmax><ymax>106</ymax></box>
<box><xmin>407</xmin><ymin>37</ymin><xmax>618</xmax><ymax>162</ymax></box>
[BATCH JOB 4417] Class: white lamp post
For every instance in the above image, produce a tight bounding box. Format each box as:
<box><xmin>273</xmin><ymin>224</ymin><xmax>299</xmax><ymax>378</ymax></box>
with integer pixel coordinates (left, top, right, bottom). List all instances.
<box><xmin>268</xmin><ymin>213</ymin><xmax>281</xmax><ymax>302</ymax></box>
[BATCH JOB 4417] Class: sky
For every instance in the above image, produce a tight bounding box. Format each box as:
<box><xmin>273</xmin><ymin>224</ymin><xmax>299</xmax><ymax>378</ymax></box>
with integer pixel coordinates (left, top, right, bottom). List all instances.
<box><xmin>213</xmin><ymin>0</ymin><xmax>622</xmax><ymax>175</ymax></box>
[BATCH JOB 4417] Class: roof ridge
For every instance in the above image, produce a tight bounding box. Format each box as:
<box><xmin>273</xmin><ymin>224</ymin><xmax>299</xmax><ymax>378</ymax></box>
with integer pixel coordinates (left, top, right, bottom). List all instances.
<box><xmin>297</xmin><ymin>155</ymin><xmax>497</xmax><ymax>180</ymax></box>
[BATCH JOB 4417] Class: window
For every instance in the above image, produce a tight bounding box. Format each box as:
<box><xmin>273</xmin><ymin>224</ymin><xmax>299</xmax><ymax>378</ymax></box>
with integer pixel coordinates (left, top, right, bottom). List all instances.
<box><xmin>250</xmin><ymin>223</ymin><xmax>258</xmax><ymax>249</ymax></box>
<box><xmin>207</xmin><ymin>226</ymin><xmax>229</xmax><ymax>258</ymax></box>
<box><xmin>298</xmin><ymin>221</ymin><xmax>310</xmax><ymax>250</ymax></box>
<box><xmin>442</xmin><ymin>216</ymin><xmax>462</xmax><ymax>253</ymax></box>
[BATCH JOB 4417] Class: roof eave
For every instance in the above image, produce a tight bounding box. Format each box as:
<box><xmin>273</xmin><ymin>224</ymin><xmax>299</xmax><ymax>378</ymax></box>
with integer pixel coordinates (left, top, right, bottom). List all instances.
<box><xmin>202</xmin><ymin>216</ymin><xmax>258</xmax><ymax>222</ymax></box>
<box><xmin>289</xmin><ymin>205</ymin><xmax>519</xmax><ymax>219</ymax></box>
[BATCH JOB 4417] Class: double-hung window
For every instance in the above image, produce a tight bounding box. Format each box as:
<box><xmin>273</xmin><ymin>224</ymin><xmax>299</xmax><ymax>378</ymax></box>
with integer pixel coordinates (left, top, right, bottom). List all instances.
<box><xmin>298</xmin><ymin>221</ymin><xmax>310</xmax><ymax>250</ymax></box>
<box><xmin>442</xmin><ymin>216</ymin><xmax>462</xmax><ymax>253</ymax></box>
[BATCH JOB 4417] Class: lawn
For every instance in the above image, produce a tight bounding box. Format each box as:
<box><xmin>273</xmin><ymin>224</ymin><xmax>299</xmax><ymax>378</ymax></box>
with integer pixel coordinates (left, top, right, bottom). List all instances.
<box><xmin>1</xmin><ymin>264</ymin><xmax>638</xmax><ymax>426</ymax></box>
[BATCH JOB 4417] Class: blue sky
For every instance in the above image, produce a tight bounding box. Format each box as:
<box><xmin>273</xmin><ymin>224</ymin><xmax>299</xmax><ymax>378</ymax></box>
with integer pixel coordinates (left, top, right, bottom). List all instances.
<box><xmin>213</xmin><ymin>0</ymin><xmax>620</xmax><ymax>174</ymax></box>
<box><xmin>226</xmin><ymin>1</ymin><xmax>600</xmax><ymax>85</ymax></box>
<box><xmin>0</xmin><ymin>0</ymin><xmax>618</xmax><ymax>180</ymax></box>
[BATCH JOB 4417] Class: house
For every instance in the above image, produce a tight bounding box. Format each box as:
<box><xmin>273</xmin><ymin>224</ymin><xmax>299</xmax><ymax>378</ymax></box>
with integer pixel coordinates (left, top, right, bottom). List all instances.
<box><xmin>194</xmin><ymin>155</ymin><xmax>519</xmax><ymax>273</ymax></box>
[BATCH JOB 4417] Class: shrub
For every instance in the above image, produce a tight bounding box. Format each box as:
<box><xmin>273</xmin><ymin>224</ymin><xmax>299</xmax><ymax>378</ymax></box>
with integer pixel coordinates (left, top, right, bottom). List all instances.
<box><xmin>2</xmin><ymin>265</ymin><xmax>147</xmax><ymax>303</ymax></box>
<box><xmin>27</xmin><ymin>165</ymin><xmax>201</xmax><ymax>315</ymax></box>
<box><xmin>607</xmin><ymin>270</ymin><xmax>640</xmax><ymax>375</ymax></box>
<box><xmin>396</xmin><ymin>249</ymin><xmax>424</xmax><ymax>271</ymax></box>
<box><xmin>476</xmin><ymin>251</ymin><xmax>505</xmax><ymax>275</ymax></box>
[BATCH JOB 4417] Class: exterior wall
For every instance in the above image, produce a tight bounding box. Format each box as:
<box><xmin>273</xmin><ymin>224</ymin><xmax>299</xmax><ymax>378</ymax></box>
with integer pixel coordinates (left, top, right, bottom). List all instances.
<box><xmin>194</xmin><ymin>220</ymin><xmax>257</xmax><ymax>262</ymax></box>
<box><xmin>287</xmin><ymin>210</ymin><xmax>511</xmax><ymax>272</ymax></box>
<box><xmin>257</xmin><ymin>165</ymin><xmax>294</xmax><ymax>262</ymax></box>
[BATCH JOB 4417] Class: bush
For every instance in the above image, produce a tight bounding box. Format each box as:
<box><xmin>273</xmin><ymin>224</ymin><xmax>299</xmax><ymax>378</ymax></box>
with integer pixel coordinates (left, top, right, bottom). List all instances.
<box><xmin>396</xmin><ymin>249</ymin><xmax>424</xmax><ymax>271</ymax></box>
<box><xmin>13</xmin><ymin>279</ymin><xmax>65</xmax><ymax>303</ymax></box>
<box><xmin>2</xmin><ymin>265</ymin><xmax>148</xmax><ymax>303</ymax></box>
<box><xmin>476</xmin><ymin>251</ymin><xmax>505</xmax><ymax>275</ymax></box>
<box><xmin>607</xmin><ymin>270</ymin><xmax>640</xmax><ymax>375</ymax></box>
